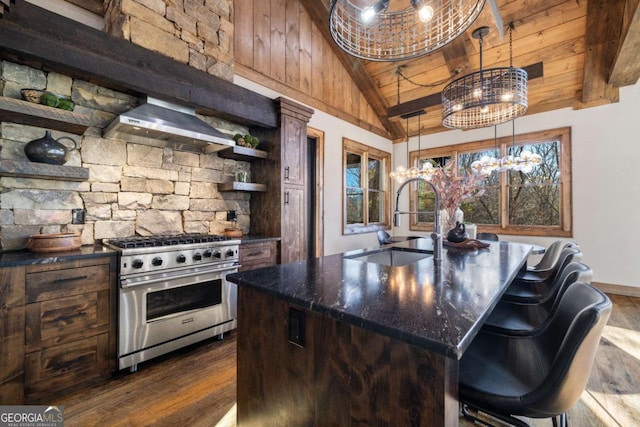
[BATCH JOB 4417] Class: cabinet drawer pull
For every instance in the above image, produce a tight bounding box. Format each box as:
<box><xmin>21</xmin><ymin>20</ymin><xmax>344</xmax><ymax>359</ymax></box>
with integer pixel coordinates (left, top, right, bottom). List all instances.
<box><xmin>53</xmin><ymin>275</ymin><xmax>89</xmax><ymax>284</ymax></box>
<box><xmin>284</xmin><ymin>191</ymin><xmax>289</xmax><ymax>204</ymax></box>
<box><xmin>55</xmin><ymin>311</ymin><xmax>87</xmax><ymax>323</ymax></box>
<box><xmin>285</xmin><ymin>166</ymin><xmax>290</xmax><ymax>180</ymax></box>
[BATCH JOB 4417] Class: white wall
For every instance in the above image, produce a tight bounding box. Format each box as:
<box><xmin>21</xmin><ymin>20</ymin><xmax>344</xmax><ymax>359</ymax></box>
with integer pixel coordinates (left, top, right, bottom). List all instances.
<box><xmin>393</xmin><ymin>82</ymin><xmax>640</xmax><ymax>288</ymax></box>
<box><xmin>233</xmin><ymin>76</ymin><xmax>393</xmax><ymax>255</ymax></box>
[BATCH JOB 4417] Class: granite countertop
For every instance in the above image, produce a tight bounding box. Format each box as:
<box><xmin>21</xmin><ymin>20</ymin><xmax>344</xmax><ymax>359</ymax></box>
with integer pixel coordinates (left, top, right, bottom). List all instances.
<box><xmin>227</xmin><ymin>238</ymin><xmax>532</xmax><ymax>359</ymax></box>
<box><xmin>239</xmin><ymin>235</ymin><xmax>281</xmax><ymax>243</ymax></box>
<box><xmin>0</xmin><ymin>244</ymin><xmax>116</xmax><ymax>267</ymax></box>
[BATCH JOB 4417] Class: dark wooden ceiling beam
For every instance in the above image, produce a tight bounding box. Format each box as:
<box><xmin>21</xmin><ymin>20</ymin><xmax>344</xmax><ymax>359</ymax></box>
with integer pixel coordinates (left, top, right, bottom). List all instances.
<box><xmin>298</xmin><ymin>0</ymin><xmax>403</xmax><ymax>138</ymax></box>
<box><xmin>441</xmin><ymin>37</ymin><xmax>471</xmax><ymax>78</ymax></box>
<box><xmin>0</xmin><ymin>0</ymin><xmax>277</xmax><ymax>128</ymax></box>
<box><xmin>66</xmin><ymin>0</ymin><xmax>104</xmax><ymax>16</ymax></box>
<box><xmin>581</xmin><ymin>0</ymin><xmax>625</xmax><ymax>104</ymax></box>
<box><xmin>609</xmin><ymin>0</ymin><xmax>640</xmax><ymax>87</ymax></box>
<box><xmin>387</xmin><ymin>62</ymin><xmax>544</xmax><ymax>118</ymax></box>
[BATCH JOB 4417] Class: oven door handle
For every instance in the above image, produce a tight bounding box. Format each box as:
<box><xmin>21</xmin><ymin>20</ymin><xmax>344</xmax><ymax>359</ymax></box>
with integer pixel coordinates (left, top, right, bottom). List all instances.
<box><xmin>121</xmin><ymin>265</ymin><xmax>239</xmax><ymax>289</ymax></box>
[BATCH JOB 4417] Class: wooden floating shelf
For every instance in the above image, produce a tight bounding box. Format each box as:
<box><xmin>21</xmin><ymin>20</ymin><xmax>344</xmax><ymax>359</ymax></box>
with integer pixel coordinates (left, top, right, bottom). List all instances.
<box><xmin>0</xmin><ymin>160</ymin><xmax>89</xmax><ymax>181</ymax></box>
<box><xmin>219</xmin><ymin>182</ymin><xmax>267</xmax><ymax>192</ymax></box>
<box><xmin>0</xmin><ymin>97</ymin><xmax>91</xmax><ymax>135</ymax></box>
<box><xmin>218</xmin><ymin>145</ymin><xmax>268</xmax><ymax>161</ymax></box>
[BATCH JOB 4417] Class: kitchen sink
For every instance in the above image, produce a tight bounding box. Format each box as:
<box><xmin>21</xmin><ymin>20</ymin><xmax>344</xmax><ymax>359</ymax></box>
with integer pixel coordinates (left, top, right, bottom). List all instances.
<box><xmin>346</xmin><ymin>248</ymin><xmax>432</xmax><ymax>267</ymax></box>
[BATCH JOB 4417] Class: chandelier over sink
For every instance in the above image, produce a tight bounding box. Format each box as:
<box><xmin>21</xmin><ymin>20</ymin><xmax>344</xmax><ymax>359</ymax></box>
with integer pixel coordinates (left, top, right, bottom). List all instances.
<box><xmin>442</xmin><ymin>24</ymin><xmax>528</xmax><ymax>129</ymax></box>
<box><xmin>329</xmin><ymin>0</ymin><xmax>486</xmax><ymax>61</ymax></box>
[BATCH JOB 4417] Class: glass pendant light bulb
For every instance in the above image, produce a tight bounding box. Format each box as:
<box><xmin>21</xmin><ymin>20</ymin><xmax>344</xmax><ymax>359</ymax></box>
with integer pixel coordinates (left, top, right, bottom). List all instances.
<box><xmin>418</xmin><ymin>5</ymin><xmax>434</xmax><ymax>22</ymax></box>
<box><xmin>361</xmin><ymin>6</ymin><xmax>376</xmax><ymax>23</ymax></box>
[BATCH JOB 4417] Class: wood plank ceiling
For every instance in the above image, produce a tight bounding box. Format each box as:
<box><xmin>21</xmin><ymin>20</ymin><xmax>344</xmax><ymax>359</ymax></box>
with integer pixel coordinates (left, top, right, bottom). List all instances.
<box><xmin>43</xmin><ymin>0</ymin><xmax>640</xmax><ymax>142</ymax></box>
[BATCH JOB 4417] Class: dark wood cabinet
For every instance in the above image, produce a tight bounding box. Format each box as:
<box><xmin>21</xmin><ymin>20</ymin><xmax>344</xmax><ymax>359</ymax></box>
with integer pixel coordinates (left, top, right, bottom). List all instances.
<box><xmin>0</xmin><ymin>255</ymin><xmax>117</xmax><ymax>404</ymax></box>
<box><xmin>250</xmin><ymin>98</ymin><xmax>313</xmax><ymax>264</ymax></box>
<box><xmin>0</xmin><ymin>267</ymin><xmax>26</xmax><ymax>404</ymax></box>
<box><xmin>239</xmin><ymin>240</ymin><xmax>279</xmax><ymax>271</ymax></box>
<box><xmin>282</xmin><ymin>115</ymin><xmax>307</xmax><ymax>187</ymax></box>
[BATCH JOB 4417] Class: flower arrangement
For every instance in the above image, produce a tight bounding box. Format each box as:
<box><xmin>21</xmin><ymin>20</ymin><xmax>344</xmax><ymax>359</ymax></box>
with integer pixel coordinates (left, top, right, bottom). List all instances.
<box><xmin>427</xmin><ymin>163</ymin><xmax>487</xmax><ymax>232</ymax></box>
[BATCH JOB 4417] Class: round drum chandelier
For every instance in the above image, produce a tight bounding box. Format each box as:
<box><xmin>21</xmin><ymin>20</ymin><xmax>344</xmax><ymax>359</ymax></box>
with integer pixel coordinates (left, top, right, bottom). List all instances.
<box><xmin>441</xmin><ymin>26</ymin><xmax>528</xmax><ymax>129</ymax></box>
<box><xmin>329</xmin><ymin>0</ymin><xmax>486</xmax><ymax>61</ymax></box>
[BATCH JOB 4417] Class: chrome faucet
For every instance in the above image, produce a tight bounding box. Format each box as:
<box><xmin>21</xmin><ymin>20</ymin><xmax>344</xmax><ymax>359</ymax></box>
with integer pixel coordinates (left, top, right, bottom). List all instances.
<box><xmin>393</xmin><ymin>177</ymin><xmax>443</xmax><ymax>264</ymax></box>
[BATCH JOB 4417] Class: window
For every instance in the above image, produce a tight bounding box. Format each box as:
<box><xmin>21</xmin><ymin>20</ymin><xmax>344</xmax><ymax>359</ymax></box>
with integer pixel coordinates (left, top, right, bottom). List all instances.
<box><xmin>343</xmin><ymin>138</ymin><xmax>391</xmax><ymax>234</ymax></box>
<box><xmin>409</xmin><ymin>127</ymin><xmax>572</xmax><ymax>237</ymax></box>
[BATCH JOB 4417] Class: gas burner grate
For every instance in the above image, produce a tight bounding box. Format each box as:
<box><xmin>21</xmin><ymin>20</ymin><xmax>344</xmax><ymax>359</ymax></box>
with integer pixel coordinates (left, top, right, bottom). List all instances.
<box><xmin>107</xmin><ymin>234</ymin><xmax>232</xmax><ymax>249</ymax></box>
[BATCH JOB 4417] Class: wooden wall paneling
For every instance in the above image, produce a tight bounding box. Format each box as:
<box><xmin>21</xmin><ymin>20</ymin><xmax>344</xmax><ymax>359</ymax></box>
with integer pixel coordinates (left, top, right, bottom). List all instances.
<box><xmin>334</xmin><ymin>61</ymin><xmax>345</xmax><ymax>114</ymax></box>
<box><xmin>234</xmin><ymin>0</ymin><xmax>254</xmax><ymax>67</ymax></box>
<box><xmin>271</xmin><ymin>0</ymin><xmax>286</xmax><ymax>83</ymax></box>
<box><xmin>299</xmin><ymin>4</ymin><xmax>312</xmax><ymax>95</ymax></box>
<box><xmin>253</xmin><ymin>0</ymin><xmax>272</xmax><ymax>76</ymax></box>
<box><xmin>310</xmin><ymin>21</ymin><xmax>324</xmax><ymax>101</ymax></box>
<box><xmin>0</xmin><ymin>266</ymin><xmax>25</xmax><ymax>404</ymax></box>
<box><xmin>285</xmin><ymin>0</ymin><xmax>301</xmax><ymax>88</ymax></box>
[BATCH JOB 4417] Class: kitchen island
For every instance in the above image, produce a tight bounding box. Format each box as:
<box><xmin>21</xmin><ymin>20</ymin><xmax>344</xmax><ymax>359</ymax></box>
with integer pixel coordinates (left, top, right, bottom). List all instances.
<box><xmin>226</xmin><ymin>238</ymin><xmax>533</xmax><ymax>426</ymax></box>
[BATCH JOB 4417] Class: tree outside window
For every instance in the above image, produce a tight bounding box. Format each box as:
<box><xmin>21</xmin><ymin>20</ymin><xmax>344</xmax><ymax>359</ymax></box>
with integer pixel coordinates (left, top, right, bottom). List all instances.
<box><xmin>343</xmin><ymin>138</ymin><xmax>391</xmax><ymax>234</ymax></box>
<box><xmin>410</xmin><ymin>127</ymin><xmax>572</xmax><ymax>237</ymax></box>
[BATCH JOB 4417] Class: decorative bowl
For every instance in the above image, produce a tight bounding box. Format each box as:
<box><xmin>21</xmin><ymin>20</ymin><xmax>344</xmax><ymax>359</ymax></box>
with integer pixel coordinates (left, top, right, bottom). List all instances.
<box><xmin>20</xmin><ymin>89</ymin><xmax>75</xmax><ymax>111</ymax></box>
<box><xmin>21</xmin><ymin>88</ymin><xmax>44</xmax><ymax>103</ymax></box>
<box><xmin>27</xmin><ymin>232</ymin><xmax>82</xmax><ymax>252</ymax></box>
<box><xmin>224</xmin><ymin>228</ymin><xmax>243</xmax><ymax>238</ymax></box>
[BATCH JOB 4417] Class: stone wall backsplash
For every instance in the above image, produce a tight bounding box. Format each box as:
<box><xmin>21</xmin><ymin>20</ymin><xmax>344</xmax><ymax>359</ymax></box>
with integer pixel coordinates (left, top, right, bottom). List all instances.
<box><xmin>0</xmin><ymin>60</ymin><xmax>251</xmax><ymax>251</ymax></box>
<box><xmin>104</xmin><ymin>0</ymin><xmax>234</xmax><ymax>81</ymax></box>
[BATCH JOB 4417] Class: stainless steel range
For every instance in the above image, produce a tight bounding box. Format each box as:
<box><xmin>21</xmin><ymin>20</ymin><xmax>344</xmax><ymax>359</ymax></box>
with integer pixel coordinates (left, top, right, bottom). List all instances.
<box><xmin>103</xmin><ymin>234</ymin><xmax>240</xmax><ymax>372</ymax></box>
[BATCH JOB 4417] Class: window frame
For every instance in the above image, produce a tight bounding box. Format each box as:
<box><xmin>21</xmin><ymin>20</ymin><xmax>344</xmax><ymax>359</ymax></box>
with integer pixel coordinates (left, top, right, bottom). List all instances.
<box><xmin>409</xmin><ymin>127</ymin><xmax>572</xmax><ymax>237</ymax></box>
<box><xmin>343</xmin><ymin>138</ymin><xmax>392</xmax><ymax>235</ymax></box>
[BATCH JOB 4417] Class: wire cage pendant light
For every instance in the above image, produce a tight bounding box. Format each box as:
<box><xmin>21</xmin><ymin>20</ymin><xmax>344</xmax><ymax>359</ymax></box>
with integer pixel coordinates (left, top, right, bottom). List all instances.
<box><xmin>441</xmin><ymin>25</ymin><xmax>528</xmax><ymax>129</ymax></box>
<box><xmin>329</xmin><ymin>0</ymin><xmax>486</xmax><ymax>61</ymax></box>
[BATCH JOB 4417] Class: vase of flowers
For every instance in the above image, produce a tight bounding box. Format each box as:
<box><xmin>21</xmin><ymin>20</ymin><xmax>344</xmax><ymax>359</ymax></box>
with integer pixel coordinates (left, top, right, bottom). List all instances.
<box><xmin>428</xmin><ymin>163</ymin><xmax>487</xmax><ymax>235</ymax></box>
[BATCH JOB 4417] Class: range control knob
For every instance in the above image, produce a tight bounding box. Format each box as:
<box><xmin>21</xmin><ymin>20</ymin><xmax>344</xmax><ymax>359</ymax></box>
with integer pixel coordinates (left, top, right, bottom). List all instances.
<box><xmin>225</xmin><ymin>249</ymin><xmax>235</xmax><ymax>258</ymax></box>
<box><xmin>152</xmin><ymin>257</ymin><xmax>163</xmax><ymax>266</ymax></box>
<box><xmin>132</xmin><ymin>259</ymin><xmax>144</xmax><ymax>269</ymax></box>
<box><xmin>203</xmin><ymin>250</ymin><xmax>212</xmax><ymax>258</ymax></box>
<box><xmin>176</xmin><ymin>254</ymin><xmax>186</xmax><ymax>263</ymax></box>
<box><xmin>193</xmin><ymin>253</ymin><xmax>203</xmax><ymax>261</ymax></box>
<box><xmin>213</xmin><ymin>251</ymin><xmax>222</xmax><ymax>259</ymax></box>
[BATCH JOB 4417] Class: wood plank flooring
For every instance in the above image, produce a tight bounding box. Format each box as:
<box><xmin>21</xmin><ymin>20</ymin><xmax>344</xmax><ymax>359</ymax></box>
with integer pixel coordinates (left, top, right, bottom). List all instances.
<box><xmin>57</xmin><ymin>294</ymin><xmax>640</xmax><ymax>426</ymax></box>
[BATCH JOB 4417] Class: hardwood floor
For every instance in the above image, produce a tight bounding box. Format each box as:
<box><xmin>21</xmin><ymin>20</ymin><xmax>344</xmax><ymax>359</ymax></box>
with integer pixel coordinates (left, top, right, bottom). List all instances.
<box><xmin>58</xmin><ymin>294</ymin><xmax>640</xmax><ymax>426</ymax></box>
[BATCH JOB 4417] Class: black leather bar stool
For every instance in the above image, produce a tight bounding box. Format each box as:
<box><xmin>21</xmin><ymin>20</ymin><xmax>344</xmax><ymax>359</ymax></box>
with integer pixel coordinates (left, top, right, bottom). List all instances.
<box><xmin>503</xmin><ymin>247</ymin><xmax>582</xmax><ymax>304</ymax></box>
<box><xmin>476</xmin><ymin>232</ymin><xmax>499</xmax><ymax>241</ymax></box>
<box><xmin>483</xmin><ymin>262</ymin><xmax>592</xmax><ymax>336</ymax></box>
<box><xmin>459</xmin><ymin>282</ymin><xmax>612</xmax><ymax>427</ymax></box>
<box><xmin>527</xmin><ymin>241</ymin><xmax>579</xmax><ymax>273</ymax></box>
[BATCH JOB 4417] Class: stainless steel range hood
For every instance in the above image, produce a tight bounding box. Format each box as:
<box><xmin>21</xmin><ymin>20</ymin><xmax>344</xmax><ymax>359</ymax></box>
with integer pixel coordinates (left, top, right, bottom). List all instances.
<box><xmin>103</xmin><ymin>97</ymin><xmax>235</xmax><ymax>153</ymax></box>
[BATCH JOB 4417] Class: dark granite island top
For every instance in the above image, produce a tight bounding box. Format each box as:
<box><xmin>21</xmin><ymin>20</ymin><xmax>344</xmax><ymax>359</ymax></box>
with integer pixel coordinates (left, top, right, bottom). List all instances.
<box><xmin>227</xmin><ymin>238</ymin><xmax>532</xmax><ymax>359</ymax></box>
<box><xmin>227</xmin><ymin>239</ymin><xmax>533</xmax><ymax>427</ymax></box>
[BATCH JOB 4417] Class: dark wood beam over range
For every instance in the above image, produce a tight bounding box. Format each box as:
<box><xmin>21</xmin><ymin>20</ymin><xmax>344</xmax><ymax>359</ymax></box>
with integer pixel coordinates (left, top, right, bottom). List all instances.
<box><xmin>386</xmin><ymin>62</ymin><xmax>544</xmax><ymax>118</ymax></box>
<box><xmin>0</xmin><ymin>0</ymin><xmax>278</xmax><ymax>129</ymax></box>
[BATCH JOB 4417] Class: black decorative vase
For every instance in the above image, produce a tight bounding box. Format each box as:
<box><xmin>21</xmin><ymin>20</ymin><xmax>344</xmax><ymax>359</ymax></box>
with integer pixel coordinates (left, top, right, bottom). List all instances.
<box><xmin>24</xmin><ymin>131</ymin><xmax>77</xmax><ymax>165</ymax></box>
<box><xmin>446</xmin><ymin>221</ymin><xmax>469</xmax><ymax>243</ymax></box>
